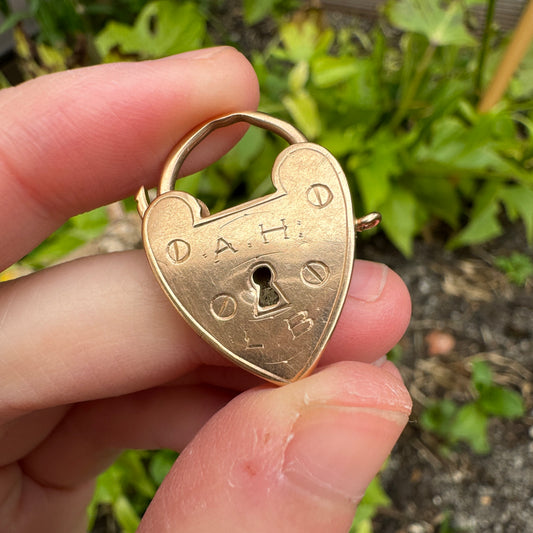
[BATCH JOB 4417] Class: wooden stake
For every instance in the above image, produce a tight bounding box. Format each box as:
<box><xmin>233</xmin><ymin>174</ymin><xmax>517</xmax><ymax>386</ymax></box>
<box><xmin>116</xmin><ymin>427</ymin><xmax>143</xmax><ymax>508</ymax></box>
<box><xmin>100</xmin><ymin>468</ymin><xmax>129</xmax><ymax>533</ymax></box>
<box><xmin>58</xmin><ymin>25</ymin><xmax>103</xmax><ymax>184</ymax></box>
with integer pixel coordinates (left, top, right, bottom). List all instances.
<box><xmin>478</xmin><ymin>0</ymin><xmax>533</xmax><ymax>112</ymax></box>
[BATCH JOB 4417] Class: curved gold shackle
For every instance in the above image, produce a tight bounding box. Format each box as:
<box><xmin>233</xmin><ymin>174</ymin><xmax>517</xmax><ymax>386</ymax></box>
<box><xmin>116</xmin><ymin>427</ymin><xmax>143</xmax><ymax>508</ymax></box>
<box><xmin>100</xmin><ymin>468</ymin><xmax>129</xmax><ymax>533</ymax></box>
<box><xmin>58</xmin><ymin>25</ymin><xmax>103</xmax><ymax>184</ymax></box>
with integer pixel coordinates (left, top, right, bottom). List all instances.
<box><xmin>137</xmin><ymin>110</ymin><xmax>380</xmax><ymax>232</ymax></box>
<box><xmin>159</xmin><ymin>111</ymin><xmax>307</xmax><ymax>195</ymax></box>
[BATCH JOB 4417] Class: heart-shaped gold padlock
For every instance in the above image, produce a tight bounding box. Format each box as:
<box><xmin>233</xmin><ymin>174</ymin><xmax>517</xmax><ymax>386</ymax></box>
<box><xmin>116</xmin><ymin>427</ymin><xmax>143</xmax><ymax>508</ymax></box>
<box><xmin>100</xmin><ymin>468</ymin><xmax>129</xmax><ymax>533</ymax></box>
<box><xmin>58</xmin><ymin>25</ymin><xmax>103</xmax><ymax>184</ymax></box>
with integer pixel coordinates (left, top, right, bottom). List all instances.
<box><xmin>137</xmin><ymin>112</ymin><xmax>380</xmax><ymax>385</ymax></box>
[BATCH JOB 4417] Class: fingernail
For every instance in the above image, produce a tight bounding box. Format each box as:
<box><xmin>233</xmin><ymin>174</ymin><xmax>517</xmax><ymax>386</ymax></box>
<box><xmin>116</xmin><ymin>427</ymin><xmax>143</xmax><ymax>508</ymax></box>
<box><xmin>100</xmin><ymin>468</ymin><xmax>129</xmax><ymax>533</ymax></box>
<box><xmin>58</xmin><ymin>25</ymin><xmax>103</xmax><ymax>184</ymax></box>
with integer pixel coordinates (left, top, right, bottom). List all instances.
<box><xmin>372</xmin><ymin>358</ymin><xmax>404</xmax><ymax>381</ymax></box>
<box><xmin>283</xmin><ymin>406</ymin><xmax>407</xmax><ymax>502</ymax></box>
<box><xmin>372</xmin><ymin>355</ymin><xmax>388</xmax><ymax>367</ymax></box>
<box><xmin>349</xmin><ymin>260</ymin><xmax>388</xmax><ymax>303</ymax></box>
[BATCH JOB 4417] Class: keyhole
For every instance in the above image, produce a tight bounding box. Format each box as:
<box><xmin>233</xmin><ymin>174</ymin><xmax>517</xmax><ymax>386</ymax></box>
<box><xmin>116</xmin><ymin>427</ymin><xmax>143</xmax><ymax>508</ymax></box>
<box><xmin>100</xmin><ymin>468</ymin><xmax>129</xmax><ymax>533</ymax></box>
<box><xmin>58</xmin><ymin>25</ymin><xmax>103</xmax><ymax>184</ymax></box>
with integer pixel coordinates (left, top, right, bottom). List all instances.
<box><xmin>252</xmin><ymin>265</ymin><xmax>280</xmax><ymax>308</ymax></box>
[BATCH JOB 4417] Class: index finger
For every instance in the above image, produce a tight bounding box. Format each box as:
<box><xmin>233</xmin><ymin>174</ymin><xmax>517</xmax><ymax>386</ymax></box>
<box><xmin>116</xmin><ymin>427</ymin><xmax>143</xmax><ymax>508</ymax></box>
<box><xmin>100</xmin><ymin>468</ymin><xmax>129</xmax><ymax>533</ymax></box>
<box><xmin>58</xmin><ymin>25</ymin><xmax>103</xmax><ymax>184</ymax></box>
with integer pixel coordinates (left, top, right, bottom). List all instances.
<box><xmin>0</xmin><ymin>47</ymin><xmax>259</xmax><ymax>269</ymax></box>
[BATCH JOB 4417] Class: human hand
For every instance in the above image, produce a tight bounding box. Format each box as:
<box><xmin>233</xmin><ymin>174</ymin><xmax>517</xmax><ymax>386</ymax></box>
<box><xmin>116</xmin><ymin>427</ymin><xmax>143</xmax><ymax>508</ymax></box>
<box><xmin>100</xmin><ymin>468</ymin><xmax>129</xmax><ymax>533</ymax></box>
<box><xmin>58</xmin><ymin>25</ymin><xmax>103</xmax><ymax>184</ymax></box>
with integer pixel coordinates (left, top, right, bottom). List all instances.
<box><xmin>0</xmin><ymin>47</ymin><xmax>412</xmax><ymax>533</ymax></box>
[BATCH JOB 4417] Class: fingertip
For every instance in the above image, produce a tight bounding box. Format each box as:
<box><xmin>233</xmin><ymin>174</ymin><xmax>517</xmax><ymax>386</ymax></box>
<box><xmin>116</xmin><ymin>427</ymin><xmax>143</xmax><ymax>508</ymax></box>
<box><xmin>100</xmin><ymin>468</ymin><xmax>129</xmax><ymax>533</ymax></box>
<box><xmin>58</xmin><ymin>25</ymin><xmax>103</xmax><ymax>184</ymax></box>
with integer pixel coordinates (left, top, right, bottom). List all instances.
<box><xmin>139</xmin><ymin>361</ymin><xmax>410</xmax><ymax>533</ymax></box>
<box><xmin>324</xmin><ymin>261</ymin><xmax>411</xmax><ymax>364</ymax></box>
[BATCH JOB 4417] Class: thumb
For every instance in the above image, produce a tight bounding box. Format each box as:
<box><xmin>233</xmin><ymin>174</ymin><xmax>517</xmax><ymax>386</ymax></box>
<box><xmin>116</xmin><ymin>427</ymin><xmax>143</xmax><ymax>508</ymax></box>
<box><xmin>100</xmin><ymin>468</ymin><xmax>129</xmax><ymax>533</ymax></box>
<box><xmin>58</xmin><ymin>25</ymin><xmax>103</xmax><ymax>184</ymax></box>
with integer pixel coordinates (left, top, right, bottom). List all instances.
<box><xmin>139</xmin><ymin>361</ymin><xmax>411</xmax><ymax>533</ymax></box>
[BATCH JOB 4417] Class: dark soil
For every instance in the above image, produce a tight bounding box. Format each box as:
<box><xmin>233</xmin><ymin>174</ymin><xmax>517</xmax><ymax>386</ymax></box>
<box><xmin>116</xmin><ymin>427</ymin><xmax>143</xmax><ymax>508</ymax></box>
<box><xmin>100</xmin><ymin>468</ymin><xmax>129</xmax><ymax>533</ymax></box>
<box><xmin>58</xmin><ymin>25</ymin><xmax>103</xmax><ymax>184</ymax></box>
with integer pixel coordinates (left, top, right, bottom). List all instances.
<box><xmin>359</xmin><ymin>226</ymin><xmax>533</xmax><ymax>533</ymax></box>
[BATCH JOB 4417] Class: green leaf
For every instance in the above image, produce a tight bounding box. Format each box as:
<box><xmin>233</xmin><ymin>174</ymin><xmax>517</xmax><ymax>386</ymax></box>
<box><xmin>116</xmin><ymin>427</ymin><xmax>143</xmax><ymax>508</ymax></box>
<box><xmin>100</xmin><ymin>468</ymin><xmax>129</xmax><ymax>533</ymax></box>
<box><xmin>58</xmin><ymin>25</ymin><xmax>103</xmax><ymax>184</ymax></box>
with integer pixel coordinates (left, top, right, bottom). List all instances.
<box><xmin>387</xmin><ymin>0</ymin><xmax>476</xmax><ymax>47</ymax></box>
<box><xmin>447</xmin><ymin>200</ymin><xmax>502</xmax><ymax>249</ymax></box>
<box><xmin>499</xmin><ymin>186</ymin><xmax>533</xmax><ymax>243</ymax></box>
<box><xmin>114</xmin><ymin>495</ymin><xmax>141</xmax><ymax>533</ymax></box>
<box><xmin>22</xmin><ymin>207</ymin><xmax>109</xmax><ymax>269</ymax></box>
<box><xmin>352</xmin><ymin>154</ymin><xmax>395</xmax><ymax>213</ymax></box>
<box><xmin>288</xmin><ymin>61</ymin><xmax>309</xmax><ymax>93</ymax></box>
<box><xmin>243</xmin><ymin>0</ymin><xmax>276</xmax><ymax>25</ymax></box>
<box><xmin>420</xmin><ymin>399</ymin><xmax>458</xmax><ymax>437</ymax></box>
<box><xmin>379</xmin><ymin>187</ymin><xmax>421</xmax><ymax>257</ymax></box>
<box><xmin>0</xmin><ymin>10</ymin><xmax>31</xmax><ymax>33</ymax></box>
<box><xmin>117</xmin><ymin>450</ymin><xmax>156</xmax><ymax>499</ymax></box>
<box><xmin>351</xmin><ymin>474</ymin><xmax>391</xmax><ymax>530</ymax></box>
<box><xmin>471</xmin><ymin>360</ymin><xmax>492</xmax><ymax>392</ymax></box>
<box><xmin>282</xmin><ymin>90</ymin><xmax>322</xmax><ymax>139</ymax></box>
<box><xmin>410</xmin><ymin>175</ymin><xmax>461</xmax><ymax>228</ymax></box>
<box><xmin>321</xmin><ymin>127</ymin><xmax>363</xmax><ymax>159</ymax></box>
<box><xmin>219</xmin><ymin>127</ymin><xmax>266</xmax><ymax>175</ymax></box>
<box><xmin>0</xmin><ymin>0</ymin><xmax>9</xmax><ymax>16</ymax></box>
<box><xmin>350</xmin><ymin>518</ymin><xmax>373</xmax><ymax>533</ymax></box>
<box><xmin>478</xmin><ymin>386</ymin><xmax>525</xmax><ymax>419</ymax></box>
<box><xmin>96</xmin><ymin>1</ymin><xmax>206</xmax><ymax>60</ymax></box>
<box><xmin>278</xmin><ymin>18</ymin><xmax>334</xmax><ymax>63</ymax></box>
<box><xmin>311</xmin><ymin>55</ymin><xmax>358</xmax><ymax>88</ymax></box>
<box><xmin>494</xmin><ymin>252</ymin><xmax>533</xmax><ymax>286</ymax></box>
<box><xmin>95</xmin><ymin>20</ymin><xmax>138</xmax><ymax>57</ymax></box>
<box><xmin>451</xmin><ymin>403</ymin><xmax>490</xmax><ymax>454</ymax></box>
<box><xmin>175</xmin><ymin>170</ymin><xmax>202</xmax><ymax>196</ymax></box>
<box><xmin>360</xmin><ymin>474</ymin><xmax>391</xmax><ymax>508</ymax></box>
<box><xmin>0</xmin><ymin>70</ymin><xmax>11</xmax><ymax>89</ymax></box>
<box><xmin>149</xmin><ymin>449</ymin><xmax>179</xmax><ymax>485</ymax></box>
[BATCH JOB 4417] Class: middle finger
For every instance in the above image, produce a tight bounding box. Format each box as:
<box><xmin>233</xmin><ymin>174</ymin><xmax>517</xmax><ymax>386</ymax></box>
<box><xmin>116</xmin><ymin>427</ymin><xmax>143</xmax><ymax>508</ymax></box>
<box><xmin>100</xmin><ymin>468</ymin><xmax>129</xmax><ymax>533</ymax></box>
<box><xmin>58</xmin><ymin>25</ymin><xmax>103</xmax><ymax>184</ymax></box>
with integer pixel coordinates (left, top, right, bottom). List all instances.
<box><xmin>0</xmin><ymin>251</ymin><xmax>410</xmax><ymax>420</ymax></box>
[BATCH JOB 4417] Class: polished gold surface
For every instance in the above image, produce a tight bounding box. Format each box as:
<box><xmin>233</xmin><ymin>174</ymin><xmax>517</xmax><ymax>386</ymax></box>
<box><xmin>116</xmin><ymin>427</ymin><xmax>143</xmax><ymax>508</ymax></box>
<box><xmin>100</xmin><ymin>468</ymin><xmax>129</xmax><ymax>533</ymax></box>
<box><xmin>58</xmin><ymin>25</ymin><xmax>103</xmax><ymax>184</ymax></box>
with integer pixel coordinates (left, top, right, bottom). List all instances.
<box><xmin>137</xmin><ymin>111</ymin><xmax>379</xmax><ymax>385</ymax></box>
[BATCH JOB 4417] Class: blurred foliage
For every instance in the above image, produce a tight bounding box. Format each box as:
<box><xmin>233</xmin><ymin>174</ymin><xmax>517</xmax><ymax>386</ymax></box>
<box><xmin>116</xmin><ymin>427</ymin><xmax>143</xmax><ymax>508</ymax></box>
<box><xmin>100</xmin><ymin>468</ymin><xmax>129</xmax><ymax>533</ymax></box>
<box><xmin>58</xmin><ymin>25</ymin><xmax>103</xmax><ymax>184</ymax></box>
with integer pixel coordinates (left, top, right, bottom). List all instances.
<box><xmin>87</xmin><ymin>449</ymin><xmax>178</xmax><ymax>532</ymax></box>
<box><xmin>21</xmin><ymin>207</ymin><xmax>108</xmax><ymax>269</ymax></box>
<box><xmin>421</xmin><ymin>360</ymin><xmax>525</xmax><ymax>454</ymax></box>
<box><xmin>494</xmin><ymin>251</ymin><xmax>533</xmax><ymax>286</ymax></box>
<box><xmin>350</xmin><ymin>471</ymin><xmax>391</xmax><ymax>533</ymax></box>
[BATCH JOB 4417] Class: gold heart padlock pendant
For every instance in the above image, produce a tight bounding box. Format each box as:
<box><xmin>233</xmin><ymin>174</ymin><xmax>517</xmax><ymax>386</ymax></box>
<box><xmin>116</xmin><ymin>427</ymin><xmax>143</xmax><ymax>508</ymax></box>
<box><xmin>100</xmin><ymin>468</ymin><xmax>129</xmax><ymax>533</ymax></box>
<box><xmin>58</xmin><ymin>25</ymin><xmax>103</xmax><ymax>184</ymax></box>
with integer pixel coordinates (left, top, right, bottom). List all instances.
<box><xmin>137</xmin><ymin>112</ymin><xmax>380</xmax><ymax>385</ymax></box>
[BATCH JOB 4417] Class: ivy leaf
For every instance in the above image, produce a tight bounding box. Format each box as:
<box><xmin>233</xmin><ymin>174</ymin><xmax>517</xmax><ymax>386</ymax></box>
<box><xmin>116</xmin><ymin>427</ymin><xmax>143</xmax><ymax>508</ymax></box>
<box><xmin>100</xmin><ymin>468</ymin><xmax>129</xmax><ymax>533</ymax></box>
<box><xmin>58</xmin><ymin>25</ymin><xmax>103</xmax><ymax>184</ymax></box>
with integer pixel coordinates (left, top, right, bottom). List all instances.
<box><xmin>387</xmin><ymin>0</ymin><xmax>476</xmax><ymax>47</ymax></box>
<box><xmin>451</xmin><ymin>403</ymin><xmax>490</xmax><ymax>454</ymax></box>
<box><xmin>478</xmin><ymin>386</ymin><xmax>525</xmax><ymax>419</ymax></box>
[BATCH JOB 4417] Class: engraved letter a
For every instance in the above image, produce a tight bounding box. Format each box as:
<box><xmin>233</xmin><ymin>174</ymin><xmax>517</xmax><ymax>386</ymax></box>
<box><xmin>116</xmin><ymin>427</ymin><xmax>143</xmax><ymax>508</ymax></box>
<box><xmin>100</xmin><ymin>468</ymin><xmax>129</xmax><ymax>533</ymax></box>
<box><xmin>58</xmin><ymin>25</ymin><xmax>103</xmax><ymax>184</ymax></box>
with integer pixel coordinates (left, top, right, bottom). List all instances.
<box><xmin>214</xmin><ymin>237</ymin><xmax>237</xmax><ymax>262</ymax></box>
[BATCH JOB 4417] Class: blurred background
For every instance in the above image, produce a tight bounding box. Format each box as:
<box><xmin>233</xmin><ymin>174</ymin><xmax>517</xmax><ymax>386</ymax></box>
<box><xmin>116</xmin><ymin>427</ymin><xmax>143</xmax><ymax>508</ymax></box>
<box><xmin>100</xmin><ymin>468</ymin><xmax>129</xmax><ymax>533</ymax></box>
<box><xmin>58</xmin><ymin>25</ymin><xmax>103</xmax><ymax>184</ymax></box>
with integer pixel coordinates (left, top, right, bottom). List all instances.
<box><xmin>1</xmin><ymin>1</ymin><xmax>532</xmax><ymax>532</ymax></box>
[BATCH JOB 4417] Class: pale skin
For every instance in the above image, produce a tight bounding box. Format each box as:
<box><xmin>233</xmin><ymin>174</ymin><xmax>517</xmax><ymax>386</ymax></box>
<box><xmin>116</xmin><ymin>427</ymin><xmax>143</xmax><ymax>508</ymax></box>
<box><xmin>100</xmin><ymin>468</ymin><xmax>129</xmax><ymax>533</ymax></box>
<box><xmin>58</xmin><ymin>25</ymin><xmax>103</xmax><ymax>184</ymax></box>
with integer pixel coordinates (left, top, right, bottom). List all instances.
<box><xmin>0</xmin><ymin>47</ymin><xmax>412</xmax><ymax>532</ymax></box>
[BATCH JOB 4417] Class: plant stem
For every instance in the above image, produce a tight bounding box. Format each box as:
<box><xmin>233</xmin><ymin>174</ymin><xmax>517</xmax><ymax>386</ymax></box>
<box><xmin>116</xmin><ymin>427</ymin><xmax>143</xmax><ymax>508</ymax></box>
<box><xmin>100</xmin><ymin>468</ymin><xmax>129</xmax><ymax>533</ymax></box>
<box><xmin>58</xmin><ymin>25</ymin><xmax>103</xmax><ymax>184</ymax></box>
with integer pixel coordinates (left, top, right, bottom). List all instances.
<box><xmin>474</xmin><ymin>0</ymin><xmax>496</xmax><ymax>97</ymax></box>
<box><xmin>390</xmin><ymin>42</ymin><xmax>436</xmax><ymax>130</ymax></box>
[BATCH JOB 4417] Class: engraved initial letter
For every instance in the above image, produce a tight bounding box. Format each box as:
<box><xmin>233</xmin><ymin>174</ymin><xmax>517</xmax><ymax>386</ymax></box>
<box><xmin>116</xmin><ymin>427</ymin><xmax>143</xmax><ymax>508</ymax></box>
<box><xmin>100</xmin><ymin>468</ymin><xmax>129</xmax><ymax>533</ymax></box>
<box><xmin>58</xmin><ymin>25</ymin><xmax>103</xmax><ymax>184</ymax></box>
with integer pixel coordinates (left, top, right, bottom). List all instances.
<box><xmin>285</xmin><ymin>311</ymin><xmax>314</xmax><ymax>339</ymax></box>
<box><xmin>214</xmin><ymin>237</ymin><xmax>237</xmax><ymax>262</ymax></box>
<box><xmin>244</xmin><ymin>331</ymin><xmax>264</xmax><ymax>350</ymax></box>
<box><xmin>259</xmin><ymin>219</ymin><xmax>289</xmax><ymax>244</ymax></box>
